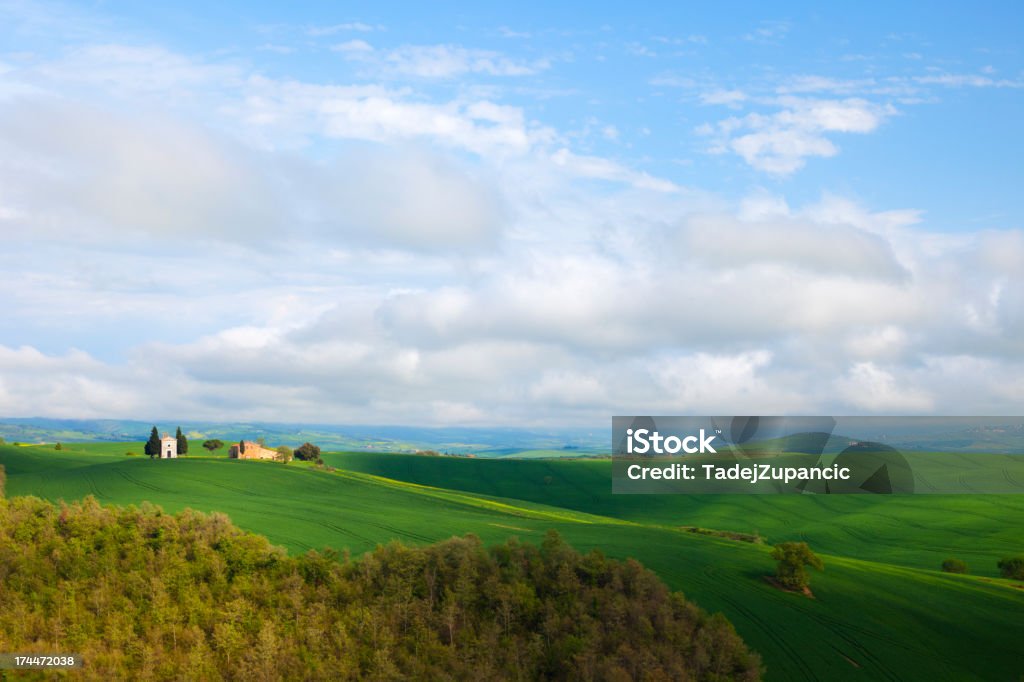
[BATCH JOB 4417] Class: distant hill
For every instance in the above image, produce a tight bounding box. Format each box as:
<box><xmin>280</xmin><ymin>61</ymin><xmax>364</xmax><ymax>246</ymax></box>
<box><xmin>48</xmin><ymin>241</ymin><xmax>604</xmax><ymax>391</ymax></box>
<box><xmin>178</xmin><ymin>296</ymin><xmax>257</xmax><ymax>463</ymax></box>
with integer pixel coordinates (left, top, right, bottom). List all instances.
<box><xmin>3</xmin><ymin>416</ymin><xmax>1020</xmax><ymax>456</ymax></box>
<box><xmin>0</xmin><ymin>417</ymin><xmax>606</xmax><ymax>457</ymax></box>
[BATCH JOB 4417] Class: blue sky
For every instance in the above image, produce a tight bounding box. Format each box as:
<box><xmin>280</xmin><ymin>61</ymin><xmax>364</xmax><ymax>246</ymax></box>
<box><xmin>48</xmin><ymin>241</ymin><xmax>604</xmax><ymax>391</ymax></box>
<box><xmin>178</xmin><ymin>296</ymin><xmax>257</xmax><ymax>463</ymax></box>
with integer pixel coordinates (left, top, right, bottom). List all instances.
<box><xmin>0</xmin><ymin>1</ymin><xmax>1021</xmax><ymax>424</ymax></box>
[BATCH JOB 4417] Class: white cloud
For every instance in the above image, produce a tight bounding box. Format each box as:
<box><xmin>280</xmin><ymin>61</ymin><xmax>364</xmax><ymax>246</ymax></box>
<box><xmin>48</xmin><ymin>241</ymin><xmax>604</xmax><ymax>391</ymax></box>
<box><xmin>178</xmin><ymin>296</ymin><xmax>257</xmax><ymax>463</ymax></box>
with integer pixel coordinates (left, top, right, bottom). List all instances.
<box><xmin>307</xmin><ymin>22</ymin><xmax>377</xmax><ymax>36</ymax></box>
<box><xmin>681</xmin><ymin>213</ymin><xmax>908</xmax><ymax>281</ymax></box>
<box><xmin>0</xmin><ymin>97</ymin><xmax>285</xmax><ymax>240</ymax></box>
<box><xmin>836</xmin><ymin>362</ymin><xmax>933</xmax><ymax>411</ymax></box>
<box><xmin>701</xmin><ymin>98</ymin><xmax>896</xmax><ymax>174</ymax></box>
<box><xmin>337</xmin><ymin>43</ymin><xmax>548</xmax><ymax>78</ymax></box>
<box><xmin>331</xmin><ymin>39</ymin><xmax>374</xmax><ymax>54</ymax></box>
<box><xmin>549</xmin><ymin>148</ymin><xmax>679</xmax><ymax>192</ymax></box>
<box><xmin>316</xmin><ymin>147</ymin><xmax>507</xmax><ymax>250</ymax></box>
<box><xmin>743</xmin><ymin>20</ymin><xmax>791</xmax><ymax>44</ymax></box>
<box><xmin>700</xmin><ymin>89</ymin><xmax>747</xmax><ymax>106</ymax></box>
<box><xmin>913</xmin><ymin>73</ymin><xmax>1023</xmax><ymax>88</ymax></box>
<box><xmin>0</xmin><ymin>30</ymin><xmax>1021</xmax><ymax>426</ymax></box>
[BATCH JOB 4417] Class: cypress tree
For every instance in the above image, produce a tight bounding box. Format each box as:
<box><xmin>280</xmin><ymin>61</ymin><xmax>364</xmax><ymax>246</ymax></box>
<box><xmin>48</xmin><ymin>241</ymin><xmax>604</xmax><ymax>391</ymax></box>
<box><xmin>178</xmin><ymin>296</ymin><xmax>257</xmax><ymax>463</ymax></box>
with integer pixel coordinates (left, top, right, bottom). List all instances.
<box><xmin>145</xmin><ymin>427</ymin><xmax>160</xmax><ymax>459</ymax></box>
<box><xmin>175</xmin><ymin>427</ymin><xmax>188</xmax><ymax>456</ymax></box>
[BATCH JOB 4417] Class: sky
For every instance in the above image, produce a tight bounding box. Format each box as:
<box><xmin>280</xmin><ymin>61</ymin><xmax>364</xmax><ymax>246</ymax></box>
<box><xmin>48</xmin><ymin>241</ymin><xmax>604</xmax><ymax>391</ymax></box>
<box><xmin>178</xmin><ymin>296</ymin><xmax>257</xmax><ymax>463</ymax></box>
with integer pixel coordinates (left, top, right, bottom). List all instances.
<box><xmin>0</xmin><ymin>0</ymin><xmax>1022</xmax><ymax>425</ymax></box>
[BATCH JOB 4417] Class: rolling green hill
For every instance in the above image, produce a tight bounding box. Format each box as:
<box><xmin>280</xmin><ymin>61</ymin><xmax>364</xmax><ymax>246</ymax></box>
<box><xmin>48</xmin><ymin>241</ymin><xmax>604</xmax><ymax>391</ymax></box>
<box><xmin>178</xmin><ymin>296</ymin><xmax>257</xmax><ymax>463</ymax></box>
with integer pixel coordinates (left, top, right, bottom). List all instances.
<box><xmin>2</xmin><ymin>442</ymin><xmax>1023</xmax><ymax>681</ymax></box>
<box><xmin>325</xmin><ymin>451</ymin><xmax>1024</xmax><ymax>575</ymax></box>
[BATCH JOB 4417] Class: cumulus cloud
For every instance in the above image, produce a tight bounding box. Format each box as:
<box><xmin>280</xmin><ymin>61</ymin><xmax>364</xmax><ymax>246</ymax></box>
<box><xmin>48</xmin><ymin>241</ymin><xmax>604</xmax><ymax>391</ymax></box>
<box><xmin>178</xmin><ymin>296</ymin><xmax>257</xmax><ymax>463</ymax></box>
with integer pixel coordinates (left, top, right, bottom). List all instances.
<box><xmin>0</xmin><ymin>97</ymin><xmax>285</xmax><ymax>240</ymax></box>
<box><xmin>680</xmin><ymin>213</ymin><xmax>908</xmax><ymax>281</ymax></box>
<box><xmin>700</xmin><ymin>97</ymin><xmax>896</xmax><ymax>174</ymax></box>
<box><xmin>836</xmin><ymin>362</ymin><xmax>934</xmax><ymax>411</ymax></box>
<box><xmin>315</xmin><ymin>147</ymin><xmax>507</xmax><ymax>250</ymax></box>
<box><xmin>0</xmin><ymin>27</ymin><xmax>1021</xmax><ymax>426</ymax></box>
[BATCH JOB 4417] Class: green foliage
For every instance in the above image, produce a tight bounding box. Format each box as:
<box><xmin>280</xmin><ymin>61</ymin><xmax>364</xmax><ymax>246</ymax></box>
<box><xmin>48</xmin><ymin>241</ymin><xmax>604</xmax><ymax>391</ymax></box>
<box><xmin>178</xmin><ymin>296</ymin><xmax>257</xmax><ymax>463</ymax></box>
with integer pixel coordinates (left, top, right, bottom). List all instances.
<box><xmin>0</xmin><ymin>464</ymin><xmax>5</xmax><ymax>498</ymax></box>
<box><xmin>293</xmin><ymin>442</ymin><xmax>321</xmax><ymax>461</ymax></box>
<box><xmin>54</xmin><ymin>442</ymin><xmax>62</xmax><ymax>451</ymax></box>
<box><xmin>771</xmin><ymin>541</ymin><xmax>824</xmax><ymax>591</ymax></box>
<box><xmin>275</xmin><ymin>445</ymin><xmax>292</xmax><ymax>462</ymax></box>
<box><xmin>202</xmin><ymin>439</ymin><xmax>224</xmax><ymax>453</ymax></box>
<box><xmin>176</xmin><ymin>426</ymin><xmax>189</xmax><ymax>455</ymax></box>
<box><xmin>682</xmin><ymin>526</ymin><xmax>764</xmax><ymax>544</ymax></box>
<box><xmin>0</xmin><ymin>499</ymin><xmax>761</xmax><ymax>681</ymax></box>
<box><xmin>942</xmin><ymin>558</ymin><xmax>969</xmax><ymax>574</ymax></box>
<box><xmin>997</xmin><ymin>556</ymin><xmax>1024</xmax><ymax>580</ymax></box>
<box><xmin>144</xmin><ymin>426</ymin><xmax>160</xmax><ymax>459</ymax></box>
<box><xmin>125</xmin><ymin>451</ymin><xmax>139</xmax><ymax>457</ymax></box>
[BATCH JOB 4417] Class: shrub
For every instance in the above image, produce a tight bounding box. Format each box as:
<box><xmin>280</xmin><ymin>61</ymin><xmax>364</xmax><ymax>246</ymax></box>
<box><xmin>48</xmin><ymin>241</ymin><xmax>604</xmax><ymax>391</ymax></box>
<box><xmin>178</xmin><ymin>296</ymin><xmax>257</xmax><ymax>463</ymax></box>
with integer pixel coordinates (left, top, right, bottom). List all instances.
<box><xmin>125</xmin><ymin>451</ymin><xmax>139</xmax><ymax>457</ymax></box>
<box><xmin>275</xmin><ymin>445</ymin><xmax>292</xmax><ymax>463</ymax></box>
<box><xmin>293</xmin><ymin>442</ymin><xmax>321</xmax><ymax>461</ymax></box>
<box><xmin>54</xmin><ymin>442</ymin><xmax>63</xmax><ymax>451</ymax></box>
<box><xmin>771</xmin><ymin>541</ymin><xmax>824</xmax><ymax>591</ymax></box>
<box><xmin>997</xmin><ymin>556</ymin><xmax>1024</xmax><ymax>580</ymax></box>
<box><xmin>941</xmin><ymin>558</ymin><xmax>968</xmax><ymax>574</ymax></box>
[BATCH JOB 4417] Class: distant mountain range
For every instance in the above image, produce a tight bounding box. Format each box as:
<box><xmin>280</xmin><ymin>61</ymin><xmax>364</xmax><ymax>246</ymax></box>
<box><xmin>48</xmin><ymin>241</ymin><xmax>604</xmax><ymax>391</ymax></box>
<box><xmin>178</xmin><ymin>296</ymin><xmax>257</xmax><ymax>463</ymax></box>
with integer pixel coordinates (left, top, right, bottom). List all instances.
<box><xmin>0</xmin><ymin>417</ymin><xmax>607</xmax><ymax>457</ymax></box>
<box><xmin>2</xmin><ymin>416</ymin><xmax>1020</xmax><ymax>456</ymax></box>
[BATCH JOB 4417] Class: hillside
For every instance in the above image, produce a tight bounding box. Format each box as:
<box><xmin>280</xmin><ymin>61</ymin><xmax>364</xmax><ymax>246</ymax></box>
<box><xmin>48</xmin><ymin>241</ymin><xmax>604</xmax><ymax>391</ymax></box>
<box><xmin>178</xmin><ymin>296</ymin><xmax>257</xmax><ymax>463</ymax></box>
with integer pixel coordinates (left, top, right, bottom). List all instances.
<box><xmin>0</xmin><ymin>493</ymin><xmax>760</xmax><ymax>680</ymax></box>
<box><xmin>326</xmin><ymin>451</ymin><xmax>1024</xmax><ymax>574</ymax></box>
<box><xmin>2</xmin><ymin>443</ymin><xmax>1024</xmax><ymax>681</ymax></box>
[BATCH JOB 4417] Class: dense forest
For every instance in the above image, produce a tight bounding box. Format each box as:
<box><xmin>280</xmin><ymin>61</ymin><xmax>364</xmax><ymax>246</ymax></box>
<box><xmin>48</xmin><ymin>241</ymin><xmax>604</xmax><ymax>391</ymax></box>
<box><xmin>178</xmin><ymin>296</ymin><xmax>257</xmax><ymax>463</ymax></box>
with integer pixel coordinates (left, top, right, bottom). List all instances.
<box><xmin>0</xmin><ymin>469</ymin><xmax>761</xmax><ymax>680</ymax></box>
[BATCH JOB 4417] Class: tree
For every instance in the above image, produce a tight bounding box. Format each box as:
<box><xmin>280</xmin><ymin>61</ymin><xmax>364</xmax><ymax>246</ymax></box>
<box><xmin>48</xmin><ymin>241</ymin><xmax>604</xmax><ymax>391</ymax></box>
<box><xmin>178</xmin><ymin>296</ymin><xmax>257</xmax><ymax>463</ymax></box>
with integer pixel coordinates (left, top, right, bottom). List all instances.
<box><xmin>771</xmin><ymin>541</ymin><xmax>823</xmax><ymax>591</ymax></box>
<box><xmin>54</xmin><ymin>442</ymin><xmax>63</xmax><ymax>451</ymax></box>
<box><xmin>942</xmin><ymin>558</ymin><xmax>968</xmax><ymax>574</ymax></box>
<box><xmin>202</xmin><ymin>439</ymin><xmax>224</xmax><ymax>453</ymax></box>
<box><xmin>293</xmin><ymin>442</ymin><xmax>321</xmax><ymax>461</ymax></box>
<box><xmin>997</xmin><ymin>556</ymin><xmax>1024</xmax><ymax>580</ymax></box>
<box><xmin>175</xmin><ymin>427</ymin><xmax>189</xmax><ymax>456</ymax></box>
<box><xmin>275</xmin><ymin>446</ymin><xmax>292</xmax><ymax>463</ymax></box>
<box><xmin>145</xmin><ymin>427</ymin><xmax>160</xmax><ymax>459</ymax></box>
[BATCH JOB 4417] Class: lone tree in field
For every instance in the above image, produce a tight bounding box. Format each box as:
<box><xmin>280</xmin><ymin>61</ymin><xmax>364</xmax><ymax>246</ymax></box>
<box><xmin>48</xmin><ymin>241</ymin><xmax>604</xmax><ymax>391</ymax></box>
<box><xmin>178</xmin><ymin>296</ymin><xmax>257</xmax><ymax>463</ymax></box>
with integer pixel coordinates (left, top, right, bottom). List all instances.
<box><xmin>202</xmin><ymin>439</ymin><xmax>224</xmax><ymax>453</ymax></box>
<box><xmin>275</xmin><ymin>445</ymin><xmax>292</xmax><ymax>463</ymax></box>
<box><xmin>293</xmin><ymin>442</ymin><xmax>321</xmax><ymax>461</ymax></box>
<box><xmin>942</xmin><ymin>558</ymin><xmax>969</xmax><ymax>574</ymax></box>
<box><xmin>54</xmin><ymin>442</ymin><xmax>62</xmax><ymax>451</ymax></box>
<box><xmin>771</xmin><ymin>541</ymin><xmax>824</xmax><ymax>591</ymax></box>
<box><xmin>175</xmin><ymin>427</ymin><xmax>189</xmax><ymax>456</ymax></box>
<box><xmin>997</xmin><ymin>556</ymin><xmax>1024</xmax><ymax>580</ymax></box>
<box><xmin>145</xmin><ymin>427</ymin><xmax>160</xmax><ymax>459</ymax></box>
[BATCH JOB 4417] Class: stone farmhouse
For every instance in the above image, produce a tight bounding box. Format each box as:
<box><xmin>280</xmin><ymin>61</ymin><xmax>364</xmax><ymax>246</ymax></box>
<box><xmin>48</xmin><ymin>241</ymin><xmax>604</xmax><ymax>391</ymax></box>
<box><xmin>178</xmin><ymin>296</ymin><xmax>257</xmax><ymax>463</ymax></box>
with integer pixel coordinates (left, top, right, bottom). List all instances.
<box><xmin>160</xmin><ymin>434</ymin><xmax>178</xmax><ymax>459</ymax></box>
<box><xmin>229</xmin><ymin>440</ymin><xmax>279</xmax><ymax>461</ymax></box>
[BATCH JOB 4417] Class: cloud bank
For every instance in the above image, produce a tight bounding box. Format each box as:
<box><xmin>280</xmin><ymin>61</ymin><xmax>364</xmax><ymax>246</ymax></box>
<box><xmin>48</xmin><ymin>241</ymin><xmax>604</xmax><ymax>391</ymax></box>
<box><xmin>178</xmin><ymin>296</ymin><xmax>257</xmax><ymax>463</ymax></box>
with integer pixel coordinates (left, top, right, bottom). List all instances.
<box><xmin>0</xmin><ymin>10</ymin><xmax>1021</xmax><ymax>426</ymax></box>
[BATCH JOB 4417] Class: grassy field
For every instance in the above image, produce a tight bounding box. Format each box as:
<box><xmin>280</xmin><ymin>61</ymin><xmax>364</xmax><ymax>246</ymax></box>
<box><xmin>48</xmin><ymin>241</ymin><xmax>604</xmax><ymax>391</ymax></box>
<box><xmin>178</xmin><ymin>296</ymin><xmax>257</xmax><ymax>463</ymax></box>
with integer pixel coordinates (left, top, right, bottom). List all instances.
<box><xmin>325</xmin><ymin>452</ymin><xmax>1024</xmax><ymax>575</ymax></box>
<box><xmin>2</xmin><ymin>442</ymin><xmax>1023</xmax><ymax>681</ymax></box>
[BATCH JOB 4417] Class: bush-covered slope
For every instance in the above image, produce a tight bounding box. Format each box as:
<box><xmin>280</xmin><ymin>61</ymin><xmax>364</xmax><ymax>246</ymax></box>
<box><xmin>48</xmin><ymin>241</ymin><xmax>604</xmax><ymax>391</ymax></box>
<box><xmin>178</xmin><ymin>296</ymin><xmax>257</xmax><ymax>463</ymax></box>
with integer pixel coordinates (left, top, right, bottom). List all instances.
<box><xmin>0</xmin><ymin>492</ymin><xmax>761</xmax><ymax>681</ymax></box>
